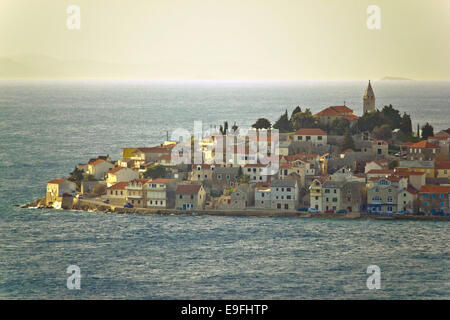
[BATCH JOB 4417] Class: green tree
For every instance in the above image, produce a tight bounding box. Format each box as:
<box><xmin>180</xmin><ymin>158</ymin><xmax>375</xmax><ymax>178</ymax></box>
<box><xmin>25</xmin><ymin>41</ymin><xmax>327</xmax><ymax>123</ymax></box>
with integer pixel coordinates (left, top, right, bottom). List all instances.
<box><xmin>238</xmin><ymin>174</ymin><xmax>250</xmax><ymax>184</ymax></box>
<box><xmin>329</xmin><ymin>118</ymin><xmax>350</xmax><ymax>135</ymax></box>
<box><xmin>381</xmin><ymin>104</ymin><xmax>402</xmax><ymax>129</ymax></box>
<box><xmin>290</xmin><ymin>108</ymin><xmax>317</xmax><ymax>131</ymax></box>
<box><xmin>291</xmin><ymin>106</ymin><xmax>302</xmax><ymax>119</ymax></box>
<box><xmin>421</xmin><ymin>123</ymin><xmax>434</xmax><ymax>139</ymax></box>
<box><xmin>252</xmin><ymin>118</ymin><xmax>272</xmax><ymax>129</ymax></box>
<box><xmin>273</xmin><ymin>110</ymin><xmax>292</xmax><ymax>133</ymax></box>
<box><xmin>69</xmin><ymin>166</ymin><xmax>84</xmax><ymax>190</ymax></box>
<box><xmin>389</xmin><ymin>160</ymin><xmax>399</xmax><ymax>170</ymax></box>
<box><xmin>399</xmin><ymin>113</ymin><xmax>412</xmax><ymax>135</ymax></box>
<box><xmin>341</xmin><ymin>129</ymin><xmax>355</xmax><ymax>151</ymax></box>
<box><xmin>143</xmin><ymin>164</ymin><xmax>167</xmax><ymax>179</ymax></box>
<box><xmin>237</xmin><ymin>166</ymin><xmax>243</xmax><ymax>178</ymax></box>
<box><xmin>373</xmin><ymin>124</ymin><xmax>392</xmax><ymax>141</ymax></box>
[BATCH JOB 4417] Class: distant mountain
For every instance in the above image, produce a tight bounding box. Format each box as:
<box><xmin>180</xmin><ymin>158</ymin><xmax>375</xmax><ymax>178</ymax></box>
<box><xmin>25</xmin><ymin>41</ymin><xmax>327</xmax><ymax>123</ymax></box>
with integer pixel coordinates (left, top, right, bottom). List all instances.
<box><xmin>0</xmin><ymin>54</ymin><xmax>161</xmax><ymax>79</ymax></box>
<box><xmin>381</xmin><ymin>76</ymin><xmax>413</xmax><ymax>81</ymax></box>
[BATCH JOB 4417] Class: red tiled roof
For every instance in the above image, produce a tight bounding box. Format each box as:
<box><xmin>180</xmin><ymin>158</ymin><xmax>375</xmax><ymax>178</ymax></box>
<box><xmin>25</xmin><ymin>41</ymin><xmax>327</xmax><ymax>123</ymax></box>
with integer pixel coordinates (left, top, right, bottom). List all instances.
<box><xmin>406</xmin><ymin>186</ymin><xmax>419</xmax><ymax>195</ymax></box>
<box><xmin>436</xmin><ymin>161</ymin><xmax>450</xmax><ymax>170</ymax></box>
<box><xmin>419</xmin><ymin>185</ymin><xmax>450</xmax><ymax>193</ymax></box>
<box><xmin>176</xmin><ymin>184</ymin><xmax>202</xmax><ymax>194</ymax></box>
<box><xmin>284</xmin><ymin>153</ymin><xmax>318</xmax><ymax>162</ymax></box>
<box><xmin>280</xmin><ymin>163</ymin><xmax>293</xmax><ymax>169</ymax></box>
<box><xmin>294</xmin><ymin>128</ymin><xmax>327</xmax><ymax>136</ymax></box>
<box><xmin>108</xmin><ymin>182</ymin><xmax>129</xmax><ymax>190</ymax></box>
<box><xmin>428</xmin><ymin>136</ymin><xmax>449</xmax><ymax>141</ymax></box>
<box><xmin>137</xmin><ymin>146</ymin><xmax>173</xmax><ymax>153</ymax></box>
<box><xmin>157</xmin><ymin>154</ymin><xmax>172</xmax><ymax>160</ymax></box>
<box><xmin>372</xmin><ymin>139</ymin><xmax>388</xmax><ymax>145</ymax></box>
<box><xmin>89</xmin><ymin>159</ymin><xmax>105</xmax><ymax>166</ymax></box>
<box><xmin>370</xmin><ymin>176</ymin><xmax>402</xmax><ymax>182</ymax></box>
<box><xmin>47</xmin><ymin>178</ymin><xmax>68</xmax><ymax>184</ymax></box>
<box><xmin>367</xmin><ymin>169</ymin><xmax>394</xmax><ymax>175</ymax></box>
<box><xmin>151</xmin><ymin>178</ymin><xmax>176</xmax><ymax>184</ymax></box>
<box><xmin>108</xmin><ymin>167</ymin><xmax>125</xmax><ymax>174</ymax></box>
<box><xmin>130</xmin><ymin>178</ymin><xmax>151</xmax><ymax>184</ymax></box>
<box><xmin>342</xmin><ymin>114</ymin><xmax>359</xmax><ymax>121</ymax></box>
<box><xmin>402</xmin><ymin>141</ymin><xmax>415</xmax><ymax>147</ymax></box>
<box><xmin>255</xmin><ymin>181</ymin><xmax>271</xmax><ymax>188</ymax></box>
<box><xmin>315</xmin><ymin>106</ymin><xmax>354</xmax><ymax>117</ymax></box>
<box><xmin>409</xmin><ymin>141</ymin><xmax>440</xmax><ymax>149</ymax></box>
<box><xmin>394</xmin><ymin>171</ymin><xmax>426</xmax><ymax>176</ymax></box>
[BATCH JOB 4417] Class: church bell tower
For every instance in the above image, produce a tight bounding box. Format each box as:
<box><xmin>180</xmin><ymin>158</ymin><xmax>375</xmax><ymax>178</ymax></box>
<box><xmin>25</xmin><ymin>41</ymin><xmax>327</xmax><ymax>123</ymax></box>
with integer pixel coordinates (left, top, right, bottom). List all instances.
<box><xmin>363</xmin><ymin>80</ymin><xmax>376</xmax><ymax>114</ymax></box>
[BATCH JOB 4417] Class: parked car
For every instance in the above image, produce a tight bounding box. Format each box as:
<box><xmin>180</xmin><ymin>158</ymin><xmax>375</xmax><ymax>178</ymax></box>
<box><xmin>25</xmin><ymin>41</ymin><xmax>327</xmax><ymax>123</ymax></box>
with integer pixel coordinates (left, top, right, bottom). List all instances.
<box><xmin>297</xmin><ymin>207</ymin><xmax>308</xmax><ymax>212</ymax></box>
<box><xmin>308</xmin><ymin>208</ymin><xmax>320</xmax><ymax>213</ymax></box>
<box><xmin>124</xmin><ymin>202</ymin><xmax>133</xmax><ymax>208</ymax></box>
<box><xmin>62</xmin><ymin>193</ymin><xmax>72</xmax><ymax>197</ymax></box>
<box><xmin>395</xmin><ymin>210</ymin><xmax>408</xmax><ymax>215</ymax></box>
<box><xmin>103</xmin><ymin>199</ymin><xmax>110</xmax><ymax>204</ymax></box>
<box><xmin>324</xmin><ymin>209</ymin><xmax>334</xmax><ymax>214</ymax></box>
<box><xmin>336</xmin><ymin>209</ymin><xmax>347</xmax><ymax>214</ymax></box>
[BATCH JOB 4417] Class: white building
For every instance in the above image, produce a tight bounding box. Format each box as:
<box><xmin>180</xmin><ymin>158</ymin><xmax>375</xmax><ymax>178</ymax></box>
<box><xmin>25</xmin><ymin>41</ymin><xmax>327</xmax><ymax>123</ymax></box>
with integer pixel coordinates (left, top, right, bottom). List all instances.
<box><xmin>146</xmin><ymin>178</ymin><xmax>177</xmax><ymax>208</ymax></box>
<box><xmin>270</xmin><ymin>179</ymin><xmax>298</xmax><ymax>210</ymax></box>
<box><xmin>293</xmin><ymin>128</ymin><xmax>327</xmax><ymax>146</ymax></box>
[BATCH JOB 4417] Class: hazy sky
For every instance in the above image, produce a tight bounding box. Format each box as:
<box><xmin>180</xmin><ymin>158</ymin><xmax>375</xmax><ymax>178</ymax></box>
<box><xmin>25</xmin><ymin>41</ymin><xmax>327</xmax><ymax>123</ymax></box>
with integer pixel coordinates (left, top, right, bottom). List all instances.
<box><xmin>1</xmin><ymin>0</ymin><xmax>449</xmax><ymax>80</ymax></box>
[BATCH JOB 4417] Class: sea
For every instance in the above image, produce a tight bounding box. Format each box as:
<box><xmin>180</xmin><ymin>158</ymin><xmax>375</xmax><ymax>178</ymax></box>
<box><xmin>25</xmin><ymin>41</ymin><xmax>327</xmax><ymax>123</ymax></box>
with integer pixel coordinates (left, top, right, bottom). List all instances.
<box><xmin>0</xmin><ymin>80</ymin><xmax>449</xmax><ymax>299</ymax></box>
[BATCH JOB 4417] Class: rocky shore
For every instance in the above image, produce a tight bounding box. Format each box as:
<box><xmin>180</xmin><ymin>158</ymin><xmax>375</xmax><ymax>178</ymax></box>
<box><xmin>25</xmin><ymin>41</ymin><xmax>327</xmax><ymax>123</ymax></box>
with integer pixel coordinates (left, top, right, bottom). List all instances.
<box><xmin>20</xmin><ymin>197</ymin><xmax>450</xmax><ymax>221</ymax></box>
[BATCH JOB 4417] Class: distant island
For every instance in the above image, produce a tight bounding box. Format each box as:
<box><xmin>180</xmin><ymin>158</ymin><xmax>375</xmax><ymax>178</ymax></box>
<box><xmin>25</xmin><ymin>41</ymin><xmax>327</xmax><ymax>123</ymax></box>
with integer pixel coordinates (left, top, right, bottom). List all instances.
<box><xmin>381</xmin><ymin>76</ymin><xmax>413</xmax><ymax>81</ymax></box>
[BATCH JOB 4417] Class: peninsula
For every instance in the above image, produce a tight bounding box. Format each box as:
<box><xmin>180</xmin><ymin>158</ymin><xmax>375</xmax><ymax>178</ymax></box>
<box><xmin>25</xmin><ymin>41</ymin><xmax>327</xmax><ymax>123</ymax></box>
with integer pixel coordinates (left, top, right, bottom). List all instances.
<box><xmin>23</xmin><ymin>82</ymin><xmax>450</xmax><ymax>220</ymax></box>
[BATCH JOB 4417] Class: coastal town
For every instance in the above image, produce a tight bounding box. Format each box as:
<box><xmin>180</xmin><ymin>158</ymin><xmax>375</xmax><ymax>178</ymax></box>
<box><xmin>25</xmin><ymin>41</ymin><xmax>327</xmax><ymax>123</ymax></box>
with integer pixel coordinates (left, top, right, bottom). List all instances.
<box><xmin>33</xmin><ymin>82</ymin><xmax>450</xmax><ymax>218</ymax></box>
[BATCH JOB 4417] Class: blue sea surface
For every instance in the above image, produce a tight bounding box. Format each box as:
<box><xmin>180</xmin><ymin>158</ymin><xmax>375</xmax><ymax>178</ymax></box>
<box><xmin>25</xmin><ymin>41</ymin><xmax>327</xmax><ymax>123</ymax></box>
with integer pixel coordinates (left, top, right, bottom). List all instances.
<box><xmin>0</xmin><ymin>80</ymin><xmax>449</xmax><ymax>299</ymax></box>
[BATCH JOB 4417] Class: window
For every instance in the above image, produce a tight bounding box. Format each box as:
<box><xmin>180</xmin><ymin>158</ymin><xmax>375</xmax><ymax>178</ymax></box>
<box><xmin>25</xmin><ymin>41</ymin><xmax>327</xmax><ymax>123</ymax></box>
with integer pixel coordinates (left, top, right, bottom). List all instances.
<box><xmin>432</xmin><ymin>194</ymin><xmax>436</xmax><ymax>199</ymax></box>
<box><xmin>441</xmin><ymin>194</ymin><xmax>445</xmax><ymax>199</ymax></box>
<box><xmin>318</xmin><ymin>136</ymin><xmax>322</xmax><ymax>140</ymax></box>
<box><xmin>179</xmin><ymin>195</ymin><xmax>182</xmax><ymax>199</ymax></box>
<box><xmin>226</xmin><ymin>175</ymin><xmax>230</xmax><ymax>180</ymax></box>
<box><xmin>387</xmin><ymin>196</ymin><xmax>393</xmax><ymax>203</ymax></box>
<box><xmin>325</xmin><ymin>189</ymin><xmax>330</xmax><ymax>193</ymax></box>
<box><xmin>287</xmin><ymin>195</ymin><xmax>291</xmax><ymax>199</ymax></box>
<box><xmin>332</xmin><ymin>198</ymin><xmax>337</xmax><ymax>202</ymax></box>
<box><xmin>284</xmin><ymin>204</ymin><xmax>289</xmax><ymax>209</ymax></box>
<box><xmin>424</xmin><ymin>194</ymin><xmax>428</xmax><ymax>198</ymax></box>
<box><xmin>424</xmin><ymin>201</ymin><xmax>428</xmax><ymax>206</ymax></box>
<box><xmin>190</xmin><ymin>195</ymin><xmax>194</xmax><ymax>199</ymax></box>
<box><xmin>217</xmin><ymin>174</ymin><xmax>222</xmax><ymax>180</ymax></box>
<box><xmin>333</xmin><ymin>189</ymin><xmax>337</xmax><ymax>194</ymax></box>
<box><xmin>287</xmin><ymin>188</ymin><xmax>291</xmax><ymax>192</ymax></box>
